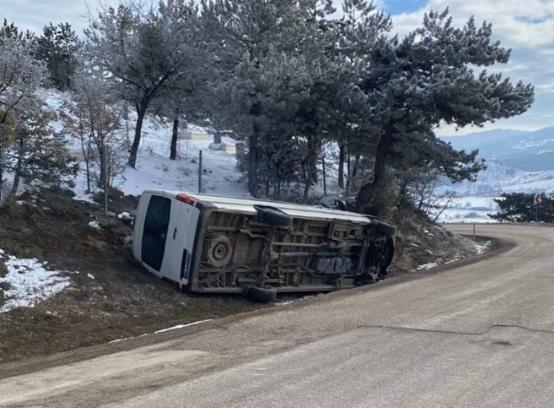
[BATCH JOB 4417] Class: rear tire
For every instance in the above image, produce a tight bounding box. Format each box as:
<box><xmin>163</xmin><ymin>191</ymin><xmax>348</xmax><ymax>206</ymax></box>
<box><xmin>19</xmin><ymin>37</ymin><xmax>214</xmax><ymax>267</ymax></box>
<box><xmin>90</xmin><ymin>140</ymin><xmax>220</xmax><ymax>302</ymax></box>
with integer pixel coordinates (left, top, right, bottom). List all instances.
<box><xmin>241</xmin><ymin>286</ymin><xmax>277</xmax><ymax>303</ymax></box>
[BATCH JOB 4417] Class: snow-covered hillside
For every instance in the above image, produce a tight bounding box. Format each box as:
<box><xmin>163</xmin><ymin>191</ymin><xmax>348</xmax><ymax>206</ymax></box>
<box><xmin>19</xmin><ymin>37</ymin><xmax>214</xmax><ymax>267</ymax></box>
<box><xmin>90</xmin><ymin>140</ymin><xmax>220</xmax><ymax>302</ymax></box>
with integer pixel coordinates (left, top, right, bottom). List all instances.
<box><xmin>444</xmin><ymin>127</ymin><xmax>554</xmax><ymax>172</ymax></box>
<box><xmin>43</xmin><ymin>90</ymin><xmax>250</xmax><ymax>202</ymax></box>
<box><xmin>437</xmin><ymin>128</ymin><xmax>554</xmax><ymax>222</ymax></box>
<box><xmin>438</xmin><ymin>160</ymin><xmax>554</xmax><ymax>196</ymax></box>
<box><xmin>435</xmin><ymin>196</ymin><xmax>499</xmax><ymax>224</ymax></box>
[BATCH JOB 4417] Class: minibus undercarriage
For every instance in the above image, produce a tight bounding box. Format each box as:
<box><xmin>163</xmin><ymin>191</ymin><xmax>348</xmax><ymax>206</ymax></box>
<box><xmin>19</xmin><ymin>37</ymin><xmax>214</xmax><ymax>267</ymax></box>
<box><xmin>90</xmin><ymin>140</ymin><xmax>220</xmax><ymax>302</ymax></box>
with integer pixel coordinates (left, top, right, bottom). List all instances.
<box><xmin>191</xmin><ymin>209</ymin><xmax>394</xmax><ymax>293</ymax></box>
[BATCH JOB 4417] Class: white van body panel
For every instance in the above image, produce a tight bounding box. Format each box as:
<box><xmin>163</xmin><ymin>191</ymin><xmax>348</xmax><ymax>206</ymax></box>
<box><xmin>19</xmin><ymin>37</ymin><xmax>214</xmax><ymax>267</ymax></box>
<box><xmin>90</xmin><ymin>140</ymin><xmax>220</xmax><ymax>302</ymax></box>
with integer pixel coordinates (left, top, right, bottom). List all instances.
<box><xmin>160</xmin><ymin>199</ymin><xmax>199</xmax><ymax>285</ymax></box>
<box><xmin>132</xmin><ymin>192</ymin><xmax>149</xmax><ymax>268</ymax></box>
<box><xmin>158</xmin><ymin>191</ymin><xmax>372</xmax><ymax>224</ymax></box>
<box><xmin>132</xmin><ymin>191</ymin><xmax>199</xmax><ymax>286</ymax></box>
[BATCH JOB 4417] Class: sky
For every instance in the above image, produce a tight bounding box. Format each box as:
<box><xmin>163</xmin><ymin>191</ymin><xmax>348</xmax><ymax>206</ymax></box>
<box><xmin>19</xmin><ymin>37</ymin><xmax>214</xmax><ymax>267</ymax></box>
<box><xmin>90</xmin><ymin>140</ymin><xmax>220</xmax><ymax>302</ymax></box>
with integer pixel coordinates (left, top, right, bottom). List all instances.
<box><xmin>2</xmin><ymin>0</ymin><xmax>553</xmax><ymax>136</ymax></box>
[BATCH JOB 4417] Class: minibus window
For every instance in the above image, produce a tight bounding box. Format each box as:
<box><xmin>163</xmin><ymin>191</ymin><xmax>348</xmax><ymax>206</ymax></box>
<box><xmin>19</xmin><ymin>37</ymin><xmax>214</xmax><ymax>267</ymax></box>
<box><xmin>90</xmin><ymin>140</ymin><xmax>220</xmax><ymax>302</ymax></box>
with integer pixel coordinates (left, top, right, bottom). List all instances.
<box><xmin>141</xmin><ymin>195</ymin><xmax>171</xmax><ymax>271</ymax></box>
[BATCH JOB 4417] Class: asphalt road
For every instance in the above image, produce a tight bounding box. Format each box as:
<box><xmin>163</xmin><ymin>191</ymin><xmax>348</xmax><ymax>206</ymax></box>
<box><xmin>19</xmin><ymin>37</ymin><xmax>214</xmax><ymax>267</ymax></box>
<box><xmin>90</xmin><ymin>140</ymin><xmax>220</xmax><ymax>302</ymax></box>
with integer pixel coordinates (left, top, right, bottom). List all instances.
<box><xmin>1</xmin><ymin>224</ymin><xmax>554</xmax><ymax>407</ymax></box>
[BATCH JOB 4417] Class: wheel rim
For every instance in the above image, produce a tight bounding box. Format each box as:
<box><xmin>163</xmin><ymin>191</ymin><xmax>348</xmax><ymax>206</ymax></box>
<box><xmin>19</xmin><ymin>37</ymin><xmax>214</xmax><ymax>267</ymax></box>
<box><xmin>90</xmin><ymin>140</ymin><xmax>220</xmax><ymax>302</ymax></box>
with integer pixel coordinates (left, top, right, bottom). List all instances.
<box><xmin>213</xmin><ymin>242</ymin><xmax>229</xmax><ymax>261</ymax></box>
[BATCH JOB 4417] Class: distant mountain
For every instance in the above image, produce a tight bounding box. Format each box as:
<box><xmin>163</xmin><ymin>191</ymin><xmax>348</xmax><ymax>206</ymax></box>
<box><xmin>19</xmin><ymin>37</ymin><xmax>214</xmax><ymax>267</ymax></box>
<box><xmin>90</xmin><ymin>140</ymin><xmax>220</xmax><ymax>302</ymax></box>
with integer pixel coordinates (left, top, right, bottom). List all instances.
<box><xmin>439</xmin><ymin>127</ymin><xmax>554</xmax><ymax>196</ymax></box>
<box><xmin>443</xmin><ymin>127</ymin><xmax>554</xmax><ymax>171</ymax></box>
<box><xmin>437</xmin><ymin>159</ymin><xmax>554</xmax><ymax>196</ymax></box>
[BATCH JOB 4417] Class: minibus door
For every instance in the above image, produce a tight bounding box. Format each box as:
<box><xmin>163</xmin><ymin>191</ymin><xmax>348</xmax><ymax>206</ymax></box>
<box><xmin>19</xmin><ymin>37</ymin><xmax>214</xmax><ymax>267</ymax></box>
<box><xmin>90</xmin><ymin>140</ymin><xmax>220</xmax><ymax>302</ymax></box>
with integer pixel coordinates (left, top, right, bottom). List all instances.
<box><xmin>161</xmin><ymin>199</ymin><xmax>200</xmax><ymax>286</ymax></box>
<box><xmin>141</xmin><ymin>195</ymin><xmax>172</xmax><ymax>274</ymax></box>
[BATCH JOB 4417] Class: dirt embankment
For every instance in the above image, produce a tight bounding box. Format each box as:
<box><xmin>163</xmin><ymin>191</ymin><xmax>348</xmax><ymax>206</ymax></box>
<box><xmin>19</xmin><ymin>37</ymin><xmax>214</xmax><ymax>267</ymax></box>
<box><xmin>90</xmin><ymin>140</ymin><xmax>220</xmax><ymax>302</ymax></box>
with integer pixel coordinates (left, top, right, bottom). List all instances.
<box><xmin>0</xmin><ymin>189</ymin><xmax>485</xmax><ymax>363</ymax></box>
<box><xmin>0</xmin><ymin>189</ymin><xmax>256</xmax><ymax>363</ymax></box>
<box><xmin>389</xmin><ymin>207</ymin><xmax>482</xmax><ymax>276</ymax></box>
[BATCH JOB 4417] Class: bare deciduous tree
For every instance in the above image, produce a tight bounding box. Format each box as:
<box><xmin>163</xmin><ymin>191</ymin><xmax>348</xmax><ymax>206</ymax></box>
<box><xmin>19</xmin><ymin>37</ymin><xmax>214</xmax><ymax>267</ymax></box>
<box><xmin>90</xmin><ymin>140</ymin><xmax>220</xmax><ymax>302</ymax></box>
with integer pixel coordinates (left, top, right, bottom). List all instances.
<box><xmin>85</xmin><ymin>1</ymin><xmax>201</xmax><ymax>168</ymax></box>
<box><xmin>62</xmin><ymin>60</ymin><xmax>125</xmax><ymax>213</ymax></box>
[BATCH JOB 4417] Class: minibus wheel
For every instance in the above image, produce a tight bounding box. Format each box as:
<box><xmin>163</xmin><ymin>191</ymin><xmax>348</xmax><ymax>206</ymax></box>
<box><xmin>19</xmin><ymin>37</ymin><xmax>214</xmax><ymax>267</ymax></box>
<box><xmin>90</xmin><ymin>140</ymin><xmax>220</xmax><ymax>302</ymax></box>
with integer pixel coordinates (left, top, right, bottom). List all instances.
<box><xmin>241</xmin><ymin>286</ymin><xmax>277</xmax><ymax>303</ymax></box>
<box><xmin>204</xmin><ymin>235</ymin><xmax>233</xmax><ymax>268</ymax></box>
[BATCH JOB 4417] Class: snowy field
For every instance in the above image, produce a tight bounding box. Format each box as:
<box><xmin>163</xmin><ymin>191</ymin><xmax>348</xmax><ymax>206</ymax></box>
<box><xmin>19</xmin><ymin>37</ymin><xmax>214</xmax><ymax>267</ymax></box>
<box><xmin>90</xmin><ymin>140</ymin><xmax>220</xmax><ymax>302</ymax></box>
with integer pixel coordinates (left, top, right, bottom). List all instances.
<box><xmin>434</xmin><ymin>196</ymin><xmax>499</xmax><ymax>224</ymax></box>
<box><xmin>71</xmin><ymin>124</ymin><xmax>250</xmax><ymax>201</ymax></box>
<box><xmin>40</xmin><ymin>89</ymin><xmax>249</xmax><ymax>202</ymax></box>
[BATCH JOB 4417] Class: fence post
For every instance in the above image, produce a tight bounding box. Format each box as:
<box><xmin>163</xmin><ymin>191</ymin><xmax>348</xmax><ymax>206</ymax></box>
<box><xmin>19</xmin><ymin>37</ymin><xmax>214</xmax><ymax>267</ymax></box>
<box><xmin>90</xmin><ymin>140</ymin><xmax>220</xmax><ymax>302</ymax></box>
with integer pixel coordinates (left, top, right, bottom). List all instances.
<box><xmin>473</xmin><ymin>223</ymin><xmax>476</xmax><ymax>240</ymax></box>
<box><xmin>198</xmin><ymin>150</ymin><xmax>203</xmax><ymax>193</ymax></box>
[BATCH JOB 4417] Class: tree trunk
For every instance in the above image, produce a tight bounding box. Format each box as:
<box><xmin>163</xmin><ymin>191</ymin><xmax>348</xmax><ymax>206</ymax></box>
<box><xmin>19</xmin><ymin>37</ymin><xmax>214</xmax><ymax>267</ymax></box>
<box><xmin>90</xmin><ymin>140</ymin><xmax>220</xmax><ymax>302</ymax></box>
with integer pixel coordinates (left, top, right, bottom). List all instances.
<box><xmin>248</xmin><ymin>122</ymin><xmax>260</xmax><ymax>197</ymax></box>
<box><xmin>322</xmin><ymin>155</ymin><xmax>327</xmax><ymax>196</ymax></box>
<box><xmin>303</xmin><ymin>179</ymin><xmax>310</xmax><ymax>203</ymax></box>
<box><xmin>338</xmin><ymin>143</ymin><xmax>345</xmax><ymax>189</ymax></box>
<box><xmin>397</xmin><ymin>173</ymin><xmax>411</xmax><ymax>211</ymax></box>
<box><xmin>351</xmin><ymin>154</ymin><xmax>360</xmax><ymax>185</ymax></box>
<box><xmin>123</xmin><ymin>104</ymin><xmax>131</xmax><ymax>147</ymax></box>
<box><xmin>80</xmin><ymin>137</ymin><xmax>92</xmax><ymax>193</ymax></box>
<box><xmin>356</xmin><ymin>127</ymin><xmax>395</xmax><ymax>215</ymax></box>
<box><xmin>372</xmin><ymin>131</ymin><xmax>393</xmax><ymax>190</ymax></box>
<box><xmin>346</xmin><ymin>143</ymin><xmax>352</xmax><ymax>193</ymax></box>
<box><xmin>128</xmin><ymin>100</ymin><xmax>149</xmax><ymax>168</ymax></box>
<box><xmin>275</xmin><ymin>171</ymin><xmax>281</xmax><ymax>200</ymax></box>
<box><xmin>0</xmin><ymin>146</ymin><xmax>4</xmax><ymax>204</ymax></box>
<box><xmin>306</xmin><ymin>133</ymin><xmax>319</xmax><ymax>185</ymax></box>
<box><xmin>170</xmin><ymin>116</ymin><xmax>179</xmax><ymax>160</ymax></box>
<box><xmin>103</xmin><ymin>144</ymin><xmax>109</xmax><ymax>214</ymax></box>
<box><xmin>9</xmin><ymin>138</ymin><xmax>24</xmax><ymax>202</ymax></box>
<box><xmin>98</xmin><ymin>141</ymin><xmax>106</xmax><ymax>188</ymax></box>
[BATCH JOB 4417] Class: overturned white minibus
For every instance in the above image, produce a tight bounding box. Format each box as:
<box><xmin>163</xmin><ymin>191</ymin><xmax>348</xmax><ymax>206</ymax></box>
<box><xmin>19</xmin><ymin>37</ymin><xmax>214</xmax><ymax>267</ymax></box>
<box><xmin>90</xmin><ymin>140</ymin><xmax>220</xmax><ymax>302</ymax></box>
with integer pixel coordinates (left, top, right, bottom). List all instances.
<box><xmin>132</xmin><ymin>191</ymin><xmax>395</xmax><ymax>296</ymax></box>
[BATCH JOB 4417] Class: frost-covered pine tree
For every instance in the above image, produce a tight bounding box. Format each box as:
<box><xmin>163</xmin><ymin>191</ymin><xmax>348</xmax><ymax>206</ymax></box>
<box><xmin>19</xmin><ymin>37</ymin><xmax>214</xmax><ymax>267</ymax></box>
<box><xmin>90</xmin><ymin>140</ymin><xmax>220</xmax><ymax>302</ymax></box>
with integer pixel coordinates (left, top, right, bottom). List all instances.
<box><xmin>201</xmin><ymin>0</ymin><xmax>322</xmax><ymax>197</ymax></box>
<box><xmin>0</xmin><ymin>35</ymin><xmax>46</xmax><ymax>203</ymax></box>
<box><xmin>33</xmin><ymin>22</ymin><xmax>81</xmax><ymax>90</ymax></box>
<box><xmin>353</xmin><ymin>9</ymin><xmax>534</xmax><ymax>216</ymax></box>
<box><xmin>327</xmin><ymin>0</ymin><xmax>391</xmax><ymax>191</ymax></box>
<box><xmin>6</xmin><ymin>107</ymin><xmax>77</xmax><ymax>202</ymax></box>
<box><xmin>85</xmin><ymin>0</ymin><xmax>201</xmax><ymax>168</ymax></box>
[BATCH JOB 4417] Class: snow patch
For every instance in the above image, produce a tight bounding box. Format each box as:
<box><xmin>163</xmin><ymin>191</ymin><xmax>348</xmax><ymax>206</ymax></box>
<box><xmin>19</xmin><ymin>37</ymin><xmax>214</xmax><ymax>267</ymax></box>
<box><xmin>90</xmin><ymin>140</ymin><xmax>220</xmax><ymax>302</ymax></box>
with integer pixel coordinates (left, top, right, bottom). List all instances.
<box><xmin>154</xmin><ymin>319</ymin><xmax>213</xmax><ymax>334</ymax></box>
<box><xmin>416</xmin><ymin>262</ymin><xmax>439</xmax><ymax>271</ymax></box>
<box><xmin>88</xmin><ymin>220</ymin><xmax>101</xmax><ymax>230</ymax></box>
<box><xmin>72</xmin><ymin>164</ymin><xmax>97</xmax><ymax>203</ymax></box>
<box><xmin>475</xmin><ymin>240</ymin><xmax>491</xmax><ymax>255</ymax></box>
<box><xmin>0</xmin><ymin>250</ymin><xmax>72</xmax><ymax>313</ymax></box>
<box><xmin>118</xmin><ymin>212</ymin><xmax>132</xmax><ymax>221</ymax></box>
<box><xmin>276</xmin><ymin>300</ymin><xmax>295</xmax><ymax>306</ymax></box>
<box><xmin>108</xmin><ymin>333</ymin><xmax>148</xmax><ymax>344</ymax></box>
